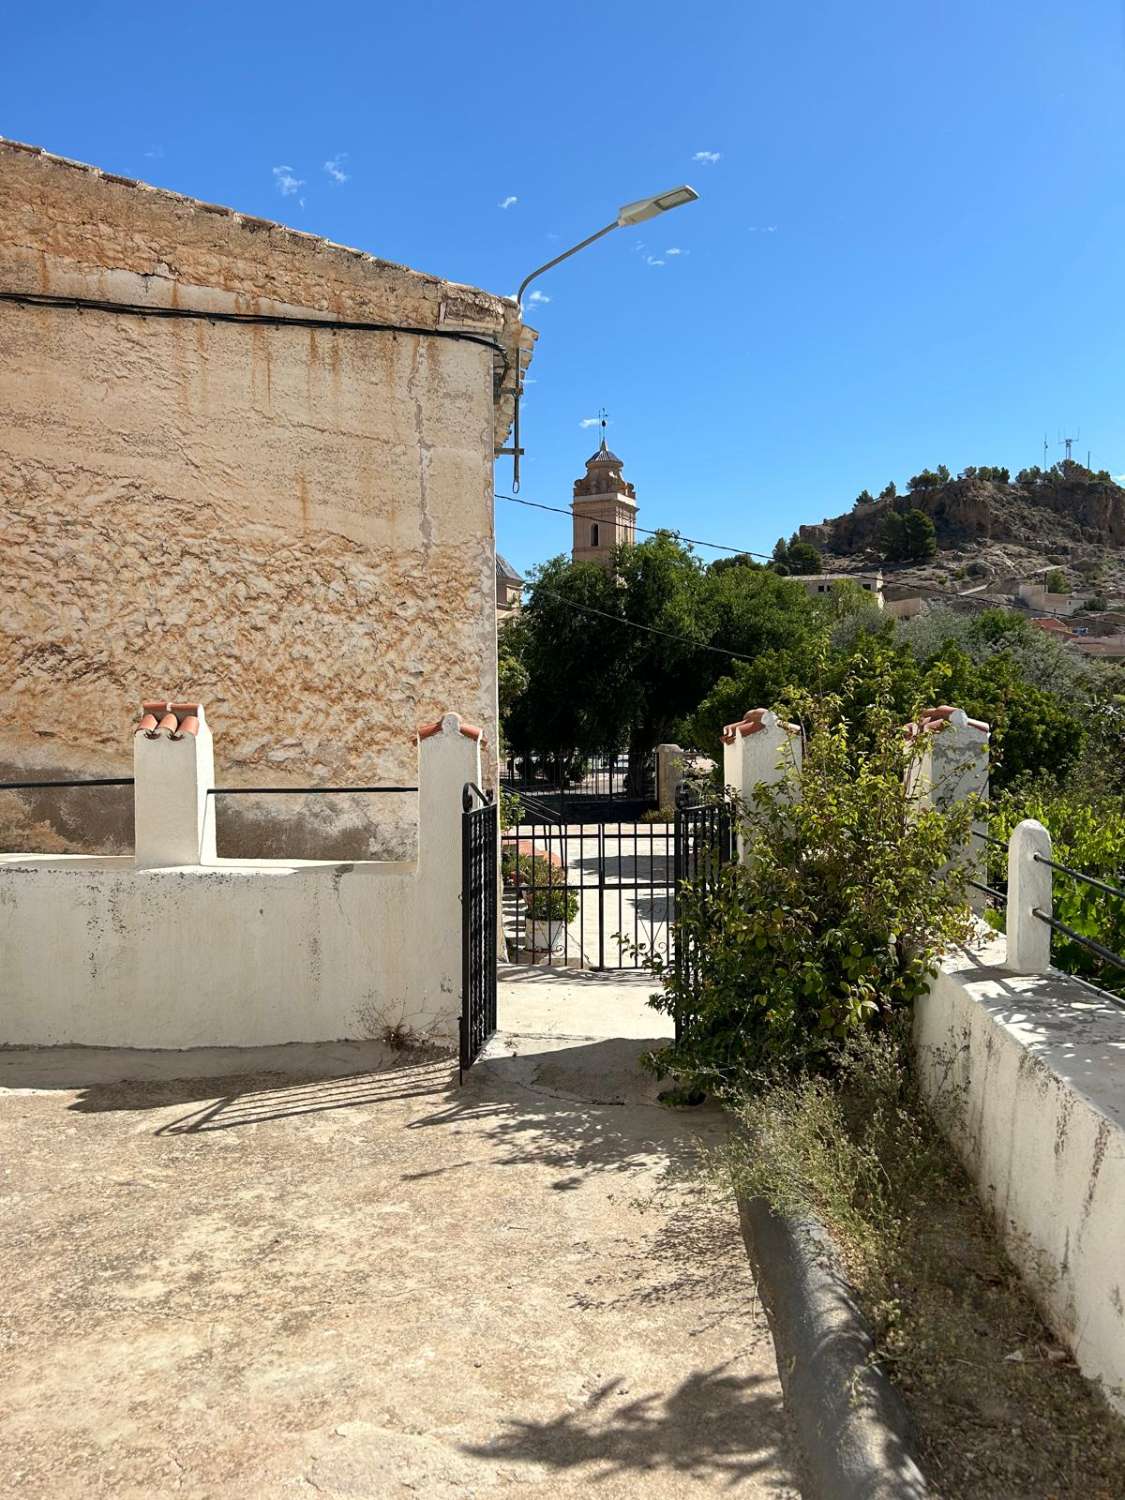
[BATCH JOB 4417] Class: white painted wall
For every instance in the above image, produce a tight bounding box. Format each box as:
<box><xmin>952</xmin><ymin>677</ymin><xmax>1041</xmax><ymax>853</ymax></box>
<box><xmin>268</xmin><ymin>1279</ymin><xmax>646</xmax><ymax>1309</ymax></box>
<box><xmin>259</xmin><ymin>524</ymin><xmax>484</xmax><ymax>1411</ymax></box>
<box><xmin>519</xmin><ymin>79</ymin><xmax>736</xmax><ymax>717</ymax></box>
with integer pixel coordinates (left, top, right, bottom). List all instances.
<box><xmin>0</xmin><ymin>713</ymin><xmax>481</xmax><ymax>1049</ymax></box>
<box><xmin>915</xmin><ymin>930</ymin><xmax>1125</xmax><ymax>1412</ymax></box>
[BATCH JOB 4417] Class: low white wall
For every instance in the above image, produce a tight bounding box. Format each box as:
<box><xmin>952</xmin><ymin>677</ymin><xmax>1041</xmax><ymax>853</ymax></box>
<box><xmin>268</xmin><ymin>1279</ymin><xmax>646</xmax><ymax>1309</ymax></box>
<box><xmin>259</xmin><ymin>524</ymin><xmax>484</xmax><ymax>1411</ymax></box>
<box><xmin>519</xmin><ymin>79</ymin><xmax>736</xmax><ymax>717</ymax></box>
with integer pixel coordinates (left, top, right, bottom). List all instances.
<box><xmin>914</xmin><ymin>931</ymin><xmax>1125</xmax><ymax>1412</ymax></box>
<box><xmin>0</xmin><ymin>711</ymin><xmax>481</xmax><ymax>1050</ymax></box>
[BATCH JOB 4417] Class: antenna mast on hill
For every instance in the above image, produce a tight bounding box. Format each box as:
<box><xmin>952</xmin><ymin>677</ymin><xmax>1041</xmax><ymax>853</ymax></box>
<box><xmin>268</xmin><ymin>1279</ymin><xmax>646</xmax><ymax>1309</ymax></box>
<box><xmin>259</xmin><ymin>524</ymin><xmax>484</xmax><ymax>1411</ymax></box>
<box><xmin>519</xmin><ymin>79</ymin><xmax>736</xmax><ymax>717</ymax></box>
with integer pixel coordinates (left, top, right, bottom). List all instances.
<box><xmin>1059</xmin><ymin>428</ymin><xmax>1080</xmax><ymax>464</ymax></box>
<box><xmin>1042</xmin><ymin>433</ymin><xmax>1049</xmax><ymax>468</ymax></box>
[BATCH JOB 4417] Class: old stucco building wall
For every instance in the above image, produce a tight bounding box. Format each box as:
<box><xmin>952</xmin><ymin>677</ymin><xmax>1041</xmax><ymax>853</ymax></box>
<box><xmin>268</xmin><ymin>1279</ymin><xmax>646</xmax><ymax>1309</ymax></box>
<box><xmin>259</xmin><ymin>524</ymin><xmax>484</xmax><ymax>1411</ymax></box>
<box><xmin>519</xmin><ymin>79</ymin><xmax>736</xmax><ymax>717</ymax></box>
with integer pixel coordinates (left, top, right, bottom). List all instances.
<box><xmin>0</xmin><ymin>141</ymin><xmax>532</xmax><ymax>857</ymax></box>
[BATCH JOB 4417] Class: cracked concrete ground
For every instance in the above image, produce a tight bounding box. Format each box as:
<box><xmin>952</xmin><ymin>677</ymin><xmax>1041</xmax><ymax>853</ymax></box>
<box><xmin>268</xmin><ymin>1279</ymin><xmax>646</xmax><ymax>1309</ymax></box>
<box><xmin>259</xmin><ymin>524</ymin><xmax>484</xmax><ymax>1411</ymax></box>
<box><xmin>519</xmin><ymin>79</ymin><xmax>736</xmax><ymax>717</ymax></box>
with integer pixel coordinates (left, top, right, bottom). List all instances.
<box><xmin>0</xmin><ymin>970</ymin><xmax>799</xmax><ymax>1498</ymax></box>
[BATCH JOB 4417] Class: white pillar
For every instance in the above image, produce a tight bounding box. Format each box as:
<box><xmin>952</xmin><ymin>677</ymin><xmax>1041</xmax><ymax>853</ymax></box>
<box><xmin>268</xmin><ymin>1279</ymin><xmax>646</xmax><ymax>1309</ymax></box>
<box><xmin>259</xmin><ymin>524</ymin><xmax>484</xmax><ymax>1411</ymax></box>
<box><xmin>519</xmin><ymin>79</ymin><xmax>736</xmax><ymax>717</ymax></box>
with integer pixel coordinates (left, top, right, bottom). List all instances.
<box><xmin>655</xmin><ymin>743</ymin><xmax>684</xmax><ymax>810</ymax></box>
<box><xmin>721</xmin><ymin>709</ymin><xmax>802</xmax><ymax>803</ymax></box>
<box><xmin>905</xmin><ymin>705</ymin><xmax>990</xmax><ymax>911</ymax></box>
<box><xmin>720</xmin><ymin>709</ymin><xmax>802</xmax><ymax>861</ymax></box>
<box><xmin>416</xmin><ymin>712</ymin><xmax>484</xmax><ymax>1024</ymax></box>
<box><xmin>1006</xmin><ymin>818</ymin><xmax>1053</xmax><ymax>974</ymax></box>
<box><xmin>133</xmin><ymin>700</ymin><xmax>216</xmax><ymax>869</ymax></box>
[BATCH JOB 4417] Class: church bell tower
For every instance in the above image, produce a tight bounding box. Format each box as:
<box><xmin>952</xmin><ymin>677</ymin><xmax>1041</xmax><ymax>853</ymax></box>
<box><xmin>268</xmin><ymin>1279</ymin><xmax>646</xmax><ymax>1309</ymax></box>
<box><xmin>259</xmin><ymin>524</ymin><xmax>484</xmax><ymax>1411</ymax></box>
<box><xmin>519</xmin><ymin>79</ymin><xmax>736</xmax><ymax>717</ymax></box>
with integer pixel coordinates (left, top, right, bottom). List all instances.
<box><xmin>570</xmin><ymin>416</ymin><xmax>638</xmax><ymax>567</ymax></box>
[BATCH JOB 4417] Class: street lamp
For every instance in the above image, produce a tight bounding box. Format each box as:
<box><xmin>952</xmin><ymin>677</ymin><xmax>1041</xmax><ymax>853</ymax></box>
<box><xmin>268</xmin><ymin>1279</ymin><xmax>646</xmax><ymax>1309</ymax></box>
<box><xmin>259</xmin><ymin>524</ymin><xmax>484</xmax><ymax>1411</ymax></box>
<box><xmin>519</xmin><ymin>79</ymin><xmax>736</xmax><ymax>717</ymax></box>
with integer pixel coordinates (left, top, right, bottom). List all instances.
<box><xmin>503</xmin><ymin>185</ymin><xmax>700</xmax><ymax>489</ymax></box>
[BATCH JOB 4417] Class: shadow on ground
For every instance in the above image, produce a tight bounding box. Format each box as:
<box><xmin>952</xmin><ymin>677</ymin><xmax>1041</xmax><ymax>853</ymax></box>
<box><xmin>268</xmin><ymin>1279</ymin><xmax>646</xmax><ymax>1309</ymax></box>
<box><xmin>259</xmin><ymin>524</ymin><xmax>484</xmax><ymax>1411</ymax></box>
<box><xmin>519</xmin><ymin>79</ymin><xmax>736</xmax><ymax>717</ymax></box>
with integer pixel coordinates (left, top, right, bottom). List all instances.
<box><xmin>463</xmin><ymin>1363</ymin><xmax>790</xmax><ymax>1488</ymax></box>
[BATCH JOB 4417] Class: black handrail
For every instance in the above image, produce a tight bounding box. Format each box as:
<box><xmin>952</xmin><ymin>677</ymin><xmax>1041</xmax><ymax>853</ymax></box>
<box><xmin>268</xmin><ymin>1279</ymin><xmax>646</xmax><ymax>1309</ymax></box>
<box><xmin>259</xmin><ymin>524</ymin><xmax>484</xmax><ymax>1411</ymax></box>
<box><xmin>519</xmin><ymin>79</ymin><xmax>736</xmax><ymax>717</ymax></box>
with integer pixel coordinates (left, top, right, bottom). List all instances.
<box><xmin>208</xmin><ymin>785</ymin><xmax>416</xmax><ymax>796</ymax></box>
<box><xmin>967</xmin><ymin>878</ymin><xmax>1008</xmax><ymax>905</ymax></box>
<box><xmin>970</xmin><ymin>828</ymin><xmax>1008</xmax><ymax>850</ymax></box>
<box><xmin>1031</xmin><ymin>907</ymin><xmax>1125</xmax><ymax>977</ymax></box>
<box><xmin>1032</xmin><ymin>852</ymin><xmax>1125</xmax><ymax>903</ymax></box>
<box><xmin>0</xmin><ymin>777</ymin><xmax>134</xmax><ymax>790</ymax></box>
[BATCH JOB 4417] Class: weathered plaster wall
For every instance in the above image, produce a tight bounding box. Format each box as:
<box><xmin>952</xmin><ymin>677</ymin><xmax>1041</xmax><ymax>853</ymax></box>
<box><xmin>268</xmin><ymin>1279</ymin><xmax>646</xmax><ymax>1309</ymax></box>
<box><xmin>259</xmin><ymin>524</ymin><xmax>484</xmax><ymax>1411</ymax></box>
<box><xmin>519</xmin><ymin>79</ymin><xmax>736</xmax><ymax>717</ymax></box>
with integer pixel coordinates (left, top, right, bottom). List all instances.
<box><xmin>0</xmin><ymin>141</ymin><xmax>531</xmax><ymax>857</ymax></box>
<box><xmin>915</xmin><ymin>934</ymin><xmax>1125</xmax><ymax>1413</ymax></box>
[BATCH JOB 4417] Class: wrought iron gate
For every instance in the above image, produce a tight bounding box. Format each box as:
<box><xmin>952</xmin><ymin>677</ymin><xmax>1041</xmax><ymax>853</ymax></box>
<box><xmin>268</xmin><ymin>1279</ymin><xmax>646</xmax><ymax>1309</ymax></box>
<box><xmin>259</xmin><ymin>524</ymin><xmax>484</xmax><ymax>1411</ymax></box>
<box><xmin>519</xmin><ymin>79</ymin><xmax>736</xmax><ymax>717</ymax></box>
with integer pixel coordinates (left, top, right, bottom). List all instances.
<box><xmin>461</xmin><ymin>782</ymin><xmax>498</xmax><ymax>1078</ymax></box>
<box><xmin>672</xmin><ymin>793</ymin><xmax>736</xmax><ymax>1036</ymax></box>
<box><xmin>502</xmin><ymin>795</ymin><xmax>676</xmax><ymax>970</ymax></box>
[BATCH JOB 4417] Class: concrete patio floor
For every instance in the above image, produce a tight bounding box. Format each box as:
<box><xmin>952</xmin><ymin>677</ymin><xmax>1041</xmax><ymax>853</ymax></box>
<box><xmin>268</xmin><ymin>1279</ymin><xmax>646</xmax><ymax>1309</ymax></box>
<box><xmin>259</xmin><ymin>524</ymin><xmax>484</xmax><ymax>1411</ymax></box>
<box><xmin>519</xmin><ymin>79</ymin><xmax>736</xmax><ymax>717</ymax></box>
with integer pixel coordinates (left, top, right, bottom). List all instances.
<box><xmin>0</xmin><ymin>973</ymin><xmax>799</xmax><ymax>1498</ymax></box>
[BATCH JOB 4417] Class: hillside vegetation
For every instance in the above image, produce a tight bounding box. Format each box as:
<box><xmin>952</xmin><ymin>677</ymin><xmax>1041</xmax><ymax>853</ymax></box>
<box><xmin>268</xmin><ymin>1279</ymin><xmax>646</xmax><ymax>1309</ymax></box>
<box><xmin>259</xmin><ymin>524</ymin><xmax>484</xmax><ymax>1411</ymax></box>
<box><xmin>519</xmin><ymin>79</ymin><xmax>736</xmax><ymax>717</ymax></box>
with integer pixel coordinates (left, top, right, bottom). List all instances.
<box><xmin>798</xmin><ymin>460</ymin><xmax>1125</xmax><ymax>599</ymax></box>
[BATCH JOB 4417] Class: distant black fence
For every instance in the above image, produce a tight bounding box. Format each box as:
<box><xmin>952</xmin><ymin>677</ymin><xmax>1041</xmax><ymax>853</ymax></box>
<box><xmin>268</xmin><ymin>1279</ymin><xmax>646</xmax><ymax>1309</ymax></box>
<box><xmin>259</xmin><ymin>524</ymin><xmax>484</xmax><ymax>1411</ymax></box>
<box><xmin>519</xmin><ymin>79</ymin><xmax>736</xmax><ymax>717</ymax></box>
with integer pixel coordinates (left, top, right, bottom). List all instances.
<box><xmin>501</xmin><ymin>750</ymin><xmax>655</xmax><ymax>821</ymax></box>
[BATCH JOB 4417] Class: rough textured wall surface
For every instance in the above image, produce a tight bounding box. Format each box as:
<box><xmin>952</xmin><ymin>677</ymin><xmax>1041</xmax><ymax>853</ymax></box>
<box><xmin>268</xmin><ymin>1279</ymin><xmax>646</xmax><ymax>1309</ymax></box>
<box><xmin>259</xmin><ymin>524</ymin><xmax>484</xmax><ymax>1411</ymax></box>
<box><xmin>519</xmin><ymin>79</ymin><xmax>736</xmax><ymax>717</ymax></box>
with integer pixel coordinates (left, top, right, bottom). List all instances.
<box><xmin>0</xmin><ymin>142</ymin><xmax>531</xmax><ymax>857</ymax></box>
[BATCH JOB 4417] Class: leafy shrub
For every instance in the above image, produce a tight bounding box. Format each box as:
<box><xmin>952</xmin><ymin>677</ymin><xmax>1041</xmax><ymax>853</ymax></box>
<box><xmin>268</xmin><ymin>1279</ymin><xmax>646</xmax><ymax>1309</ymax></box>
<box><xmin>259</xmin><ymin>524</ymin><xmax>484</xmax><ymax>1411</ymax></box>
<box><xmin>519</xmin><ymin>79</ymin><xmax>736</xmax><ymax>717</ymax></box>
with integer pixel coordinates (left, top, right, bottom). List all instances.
<box><xmin>640</xmin><ymin>806</ymin><xmax>675</xmax><ymax>823</ymax></box>
<box><xmin>525</xmin><ymin>880</ymin><xmax>578</xmax><ymax>924</ymax></box>
<box><xmin>498</xmin><ymin>788</ymin><xmax>522</xmax><ymax>832</ymax></box>
<box><xmin>641</xmin><ymin>697</ymin><xmax>976</xmax><ymax>1088</ymax></box>
<box><xmin>1044</xmin><ymin>568</ymin><xmax>1068</xmax><ymax>594</ymax></box>
<box><xmin>1085</xmin><ymin>593</ymin><xmax>1108</xmax><ymax>612</ymax></box>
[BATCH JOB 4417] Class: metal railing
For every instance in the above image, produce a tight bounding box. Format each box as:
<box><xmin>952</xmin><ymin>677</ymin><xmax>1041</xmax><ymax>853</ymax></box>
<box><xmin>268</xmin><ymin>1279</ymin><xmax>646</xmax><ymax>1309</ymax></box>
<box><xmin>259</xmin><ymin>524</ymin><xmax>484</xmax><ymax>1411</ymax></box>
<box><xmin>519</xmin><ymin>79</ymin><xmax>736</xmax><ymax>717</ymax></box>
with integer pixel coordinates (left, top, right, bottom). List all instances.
<box><xmin>0</xmin><ymin>777</ymin><xmax>134</xmax><ymax>790</ymax></box>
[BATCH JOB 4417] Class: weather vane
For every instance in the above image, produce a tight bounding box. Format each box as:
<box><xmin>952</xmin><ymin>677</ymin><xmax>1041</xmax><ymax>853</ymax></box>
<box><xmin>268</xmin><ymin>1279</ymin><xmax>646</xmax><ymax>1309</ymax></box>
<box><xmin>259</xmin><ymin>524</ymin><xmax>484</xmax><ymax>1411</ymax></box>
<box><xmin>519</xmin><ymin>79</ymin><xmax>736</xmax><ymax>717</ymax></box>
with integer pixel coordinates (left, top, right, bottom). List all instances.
<box><xmin>598</xmin><ymin>406</ymin><xmax>608</xmax><ymax>445</ymax></box>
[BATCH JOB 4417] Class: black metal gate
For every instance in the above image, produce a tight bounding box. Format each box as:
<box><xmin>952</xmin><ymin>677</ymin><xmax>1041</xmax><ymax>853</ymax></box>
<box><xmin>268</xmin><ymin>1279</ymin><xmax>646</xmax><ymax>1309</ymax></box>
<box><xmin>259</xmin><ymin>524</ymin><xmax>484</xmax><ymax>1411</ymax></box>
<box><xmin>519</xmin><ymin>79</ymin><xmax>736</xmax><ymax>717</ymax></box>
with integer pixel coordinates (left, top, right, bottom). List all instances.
<box><xmin>502</xmin><ymin>794</ymin><xmax>675</xmax><ymax>969</ymax></box>
<box><xmin>461</xmin><ymin>782</ymin><xmax>498</xmax><ymax>1078</ymax></box>
<box><xmin>672</xmin><ymin>793</ymin><xmax>736</xmax><ymax>1035</ymax></box>
<box><xmin>501</xmin><ymin>749</ymin><xmax>655</xmax><ymax>822</ymax></box>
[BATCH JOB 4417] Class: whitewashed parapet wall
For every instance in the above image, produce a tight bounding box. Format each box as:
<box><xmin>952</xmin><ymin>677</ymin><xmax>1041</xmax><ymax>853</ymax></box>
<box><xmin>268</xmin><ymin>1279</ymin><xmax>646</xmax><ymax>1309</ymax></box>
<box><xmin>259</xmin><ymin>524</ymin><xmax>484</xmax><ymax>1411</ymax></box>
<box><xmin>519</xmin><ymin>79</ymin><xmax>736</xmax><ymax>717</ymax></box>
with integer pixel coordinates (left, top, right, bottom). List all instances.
<box><xmin>0</xmin><ymin>705</ymin><xmax>481</xmax><ymax>1048</ymax></box>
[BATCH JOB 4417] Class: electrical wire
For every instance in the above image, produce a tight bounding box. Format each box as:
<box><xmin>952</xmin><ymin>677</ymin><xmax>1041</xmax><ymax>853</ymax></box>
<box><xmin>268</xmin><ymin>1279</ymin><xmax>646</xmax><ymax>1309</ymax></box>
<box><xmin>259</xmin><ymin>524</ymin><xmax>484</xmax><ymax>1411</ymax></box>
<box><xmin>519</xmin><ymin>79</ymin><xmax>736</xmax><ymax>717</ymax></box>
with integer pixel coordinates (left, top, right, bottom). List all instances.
<box><xmin>527</xmin><ymin>584</ymin><xmax>760</xmax><ymax>664</ymax></box>
<box><xmin>497</xmin><ymin>491</ymin><xmax>1093</xmax><ymax>625</ymax></box>
<box><xmin>0</xmin><ymin>290</ymin><xmax>510</xmax><ymax>380</ymax></box>
<box><xmin>495</xmin><ymin>491</ymin><xmax>773</xmax><ymax>559</ymax></box>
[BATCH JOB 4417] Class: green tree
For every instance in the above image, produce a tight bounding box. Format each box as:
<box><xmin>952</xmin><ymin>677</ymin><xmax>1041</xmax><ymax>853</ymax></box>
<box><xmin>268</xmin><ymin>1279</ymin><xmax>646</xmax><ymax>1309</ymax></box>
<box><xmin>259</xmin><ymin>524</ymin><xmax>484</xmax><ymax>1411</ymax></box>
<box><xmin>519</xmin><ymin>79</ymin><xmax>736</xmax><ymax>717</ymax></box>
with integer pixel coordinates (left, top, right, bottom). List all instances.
<box><xmin>854</xmin><ymin>488</ymin><xmax>875</xmax><ymax>508</ymax></box>
<box><xmin>785</xmin><ymin>541</ymin><xmax>822</xmax><ymax>575</ymax></box>
<box><xmin>907</xmin><ymin>468</ymin><xmax>943</xmax><ymax>492</ymax></box>
<box><xmin>903</xmin><ymin>508</ymin><xmax>937</xmax><ymax>560</ymax></box>
<box><xmin>878</xmin><ymin>481</ymin><xmax>897</xmax><ymax>500</ymax></box>
<box><xmin>771</xmin><ymin>537</ymin><xmax>790</xmax><ymax>573</ymax></box>
<box><xmin>878</xmin><ymin>509</ymin><xmax>909</xmax><ymax>561</ymax></box>
<box><xmin>504</xmin><ymin>535</ymin><xmax>820</xmax><ymax>783</ymax></box>
<box><xmin>1044</xmin><ymin>568</ymin><xmax>1067</xmax><ymax>594</ymax></box>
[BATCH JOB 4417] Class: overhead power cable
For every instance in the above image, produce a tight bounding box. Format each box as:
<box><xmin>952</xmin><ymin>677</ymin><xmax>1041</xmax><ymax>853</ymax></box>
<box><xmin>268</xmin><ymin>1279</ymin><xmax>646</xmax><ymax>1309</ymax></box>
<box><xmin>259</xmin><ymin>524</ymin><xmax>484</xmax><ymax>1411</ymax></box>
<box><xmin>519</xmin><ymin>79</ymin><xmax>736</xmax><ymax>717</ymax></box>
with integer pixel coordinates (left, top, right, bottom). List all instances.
<box><xmin>528</xmin><ymin>584</ymin><xmax>760</xmax><ymax>664</ymax></box>
<box><xmin>496</xmin><ymin>491</ymin><xmax>773</xmax><ymax>559</ymax></box>
<box><xmin>498</xmin><ymin>491</ymin><xmax>1090</xmax><ymax>625</ymax></box>
<box><xmin>0</xmin><ymin>290</ymin><xmax>510</xmax><ymax>378</ymax></box>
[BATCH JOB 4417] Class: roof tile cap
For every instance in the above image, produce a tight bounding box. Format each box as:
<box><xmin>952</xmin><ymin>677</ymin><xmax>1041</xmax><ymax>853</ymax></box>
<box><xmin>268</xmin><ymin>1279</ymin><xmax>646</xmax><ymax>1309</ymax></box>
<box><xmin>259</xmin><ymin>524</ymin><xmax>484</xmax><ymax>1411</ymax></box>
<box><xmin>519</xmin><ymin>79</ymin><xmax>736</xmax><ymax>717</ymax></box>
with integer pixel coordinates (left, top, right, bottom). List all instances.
<box><xmin>417</xmin><ymin>711</ymin><xmax>485</xmax><ymax>744</ymax></box>
<box><xmin>720</xmin><ymin>708</ymin><xmax>801</xmax><ymax>745</ymax></box>
<box><xmin>905</xmin><ymin>704</ymin><xmax>989</xmax><ymax>740</ymax></box>
<box><xmin>135</xmin><ymin>698</ymin><xmax>207</xmax><ymax>738</ymax></box>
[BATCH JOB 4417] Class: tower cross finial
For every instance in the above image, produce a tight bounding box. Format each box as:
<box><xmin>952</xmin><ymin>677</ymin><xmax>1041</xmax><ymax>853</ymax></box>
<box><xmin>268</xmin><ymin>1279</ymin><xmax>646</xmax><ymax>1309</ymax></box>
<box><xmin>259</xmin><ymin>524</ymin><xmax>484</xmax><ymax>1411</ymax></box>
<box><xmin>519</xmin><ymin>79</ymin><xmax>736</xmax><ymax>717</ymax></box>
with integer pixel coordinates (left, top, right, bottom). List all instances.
<box><xmin>598</xmin><ymin>406</ymin><xmax>608</xmax><ymax>450</ymax></box>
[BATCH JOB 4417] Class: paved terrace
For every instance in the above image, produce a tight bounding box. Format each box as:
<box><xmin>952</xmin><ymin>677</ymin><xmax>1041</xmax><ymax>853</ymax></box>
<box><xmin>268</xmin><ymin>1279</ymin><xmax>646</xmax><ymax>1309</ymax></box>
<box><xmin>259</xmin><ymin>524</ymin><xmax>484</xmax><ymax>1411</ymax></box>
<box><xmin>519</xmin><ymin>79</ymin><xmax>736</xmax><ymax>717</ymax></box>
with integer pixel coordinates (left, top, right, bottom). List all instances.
<box><xmin>0</xmin><ymin>969</ymin><xmax>797</xmax><ymax>1498</ymax></box>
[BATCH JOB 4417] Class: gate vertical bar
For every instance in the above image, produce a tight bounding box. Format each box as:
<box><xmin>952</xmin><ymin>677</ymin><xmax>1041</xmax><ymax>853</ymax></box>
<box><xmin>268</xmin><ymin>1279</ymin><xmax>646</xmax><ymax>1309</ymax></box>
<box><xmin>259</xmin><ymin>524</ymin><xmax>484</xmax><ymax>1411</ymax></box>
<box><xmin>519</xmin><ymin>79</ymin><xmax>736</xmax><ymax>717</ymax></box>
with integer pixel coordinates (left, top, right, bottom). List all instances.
<box><xmin>461</xmin><ymin>782</ymin><xmax>498</xmax><ymax>1080</ymax></box>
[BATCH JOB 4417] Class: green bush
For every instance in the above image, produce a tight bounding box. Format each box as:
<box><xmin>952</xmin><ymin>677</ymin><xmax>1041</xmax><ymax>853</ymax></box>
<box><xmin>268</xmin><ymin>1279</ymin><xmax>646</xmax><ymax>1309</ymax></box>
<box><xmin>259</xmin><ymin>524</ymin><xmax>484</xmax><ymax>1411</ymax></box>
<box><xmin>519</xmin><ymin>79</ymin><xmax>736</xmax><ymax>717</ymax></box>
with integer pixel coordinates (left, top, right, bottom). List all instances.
<box><xmin>642</xmin><ymin>697</ymin><xmax>976</xmax><ymax>1089</ymax></box>
<box><xmin>525</xmin><ymin>880</ymin><xmax>578</xmax><ymax>924</ymax></box>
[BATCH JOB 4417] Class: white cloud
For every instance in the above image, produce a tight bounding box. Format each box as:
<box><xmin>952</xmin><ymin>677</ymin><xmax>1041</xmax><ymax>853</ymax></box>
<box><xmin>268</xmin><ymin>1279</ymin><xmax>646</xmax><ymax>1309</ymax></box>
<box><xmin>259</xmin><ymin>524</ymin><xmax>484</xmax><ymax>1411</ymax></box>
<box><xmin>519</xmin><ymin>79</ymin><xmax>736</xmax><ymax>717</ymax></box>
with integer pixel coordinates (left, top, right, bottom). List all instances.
<box><xmin>526</xmin><ymin>289</ymin><xmax>551</xmax><ymax>305</ymax></box>
<box><xmin>693</xmin><ymin>150</ymin><xmax>721</xmax><ymax>164</ymax></box>
<box><xmin>665</xmin><ymin>246</ymin><xmax>684</xmax><ymax>256</ymax></box>
<box><xmin>144</xmin><ymin>146</ymin><xmax>164</xmax><ymax>159</ymax></box>
<box><xmin>646</xmin><ymin>255</ymin><xmax>665</xmax><ymax>267</ymax></box>
<box><xmin>1114</xmin><ymin>473</ymin><xmax>1125</xmax><ymax>484</ymax></box>
<box><xmin>272</xmin><ymin>165</ymin><xmax>304</xmax><ymax>197</ymax></box>
<box><xmin>579</xmin><ymin>416</ymin><xmax>606</xmax><ymax>429</ymax></box>
<box><xmin>498</xmin><ymin>194</ymin><xmax>518</xmax><ymax>209</ymax></box>
<box><xmin>748</xmin><ymin>224</ymin><xmax>778</xmax><ymax>233</ymax></box>
<box><xmin>323</xmin><ymin>154</ymin><xmax>349</xmax><ymax>184</ymax></box>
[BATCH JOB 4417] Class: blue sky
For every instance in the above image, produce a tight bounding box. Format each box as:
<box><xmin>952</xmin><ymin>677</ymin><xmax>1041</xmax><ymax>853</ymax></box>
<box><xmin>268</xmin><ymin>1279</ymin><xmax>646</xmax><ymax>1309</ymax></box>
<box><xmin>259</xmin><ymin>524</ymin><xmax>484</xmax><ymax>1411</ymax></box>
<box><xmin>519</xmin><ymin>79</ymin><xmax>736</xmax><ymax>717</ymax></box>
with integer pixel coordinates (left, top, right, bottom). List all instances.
<box><xmin>5</xmin><ymin>1</ymin><xmax>1125</xmax><ymax>575</ymax></box>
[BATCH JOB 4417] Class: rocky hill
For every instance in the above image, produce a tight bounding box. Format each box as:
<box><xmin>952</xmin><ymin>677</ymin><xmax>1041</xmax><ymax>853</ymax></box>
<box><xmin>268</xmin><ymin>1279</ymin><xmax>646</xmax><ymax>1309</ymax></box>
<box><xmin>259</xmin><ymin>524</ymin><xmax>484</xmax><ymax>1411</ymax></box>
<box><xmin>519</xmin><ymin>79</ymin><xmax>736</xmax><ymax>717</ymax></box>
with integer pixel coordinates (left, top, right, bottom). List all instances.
<box><xmin>797</xmin><ymin>465</ymin><xmax>1125</xmax><ymax>603</ymax></box>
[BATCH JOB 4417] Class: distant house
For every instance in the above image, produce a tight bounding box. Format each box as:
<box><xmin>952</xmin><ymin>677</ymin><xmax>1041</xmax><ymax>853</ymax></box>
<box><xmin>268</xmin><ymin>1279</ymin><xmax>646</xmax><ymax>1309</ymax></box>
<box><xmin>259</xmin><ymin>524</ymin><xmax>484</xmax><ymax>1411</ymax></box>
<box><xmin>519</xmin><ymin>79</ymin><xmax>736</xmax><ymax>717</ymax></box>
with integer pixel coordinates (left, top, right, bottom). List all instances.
<box><xmin>1031</xmin><ymin>617</ymin><xmax>1125</xmax><ymax>657</ymax></box>
<box><xmin>496</xmin><ymin>553</ymin><xmax>524</xmax><ymax>619</ymax></box>
<box><xmin>1017</xmin><ymin>581</ymin><xmax>1078</xmax><ymax>616</ymax></box>
<box><xmin>790</xmin><ymin>571</ymin><xmax>885</xmax><ymax>607</ymax></box>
